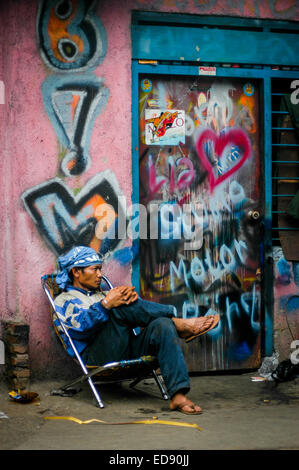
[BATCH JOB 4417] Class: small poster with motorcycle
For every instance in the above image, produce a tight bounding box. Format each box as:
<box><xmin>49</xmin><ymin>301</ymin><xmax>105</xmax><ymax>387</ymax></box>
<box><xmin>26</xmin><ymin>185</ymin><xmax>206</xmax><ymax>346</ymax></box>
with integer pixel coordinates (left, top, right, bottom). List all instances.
<box><xmin>145</xmin><ymin>109</ymin><xmax>185</xmax><ymax>145</ymax></box>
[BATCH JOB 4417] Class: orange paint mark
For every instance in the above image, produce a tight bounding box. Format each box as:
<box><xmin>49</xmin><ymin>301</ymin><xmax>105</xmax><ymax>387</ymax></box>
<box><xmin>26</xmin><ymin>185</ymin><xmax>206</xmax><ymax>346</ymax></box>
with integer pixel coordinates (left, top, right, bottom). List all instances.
<box><xmin>83</xmin><ymin>194</ymin><xmax>107</xmax><ymax>217</ymax></box>
<box><xmin>84</xmin><ymin>194</ymin><xmax>118</xmax><ymax>252</ymax></box>
<box><xmin>238</xmin><ymin>95</ymin><xmax>257</xmax><ymax>134</ymax></box>
<box><xmin>72</xmin><ymin>94</ymin><xmax>80</xmax><ymax>120</ymax></box>
<box><xmin>239</xmin><ymin>95</ymin><xmax>254</xmax><ymax>109</ymax></box>
<box><xmin>194</xmin><ymin>114</ymin><xmax>199</xmax><ymax>126</ymax></box>
<box><xmin>67</xmin><ymin>159</ymin><xmax>76</xmax><ymax>170</ymax></box>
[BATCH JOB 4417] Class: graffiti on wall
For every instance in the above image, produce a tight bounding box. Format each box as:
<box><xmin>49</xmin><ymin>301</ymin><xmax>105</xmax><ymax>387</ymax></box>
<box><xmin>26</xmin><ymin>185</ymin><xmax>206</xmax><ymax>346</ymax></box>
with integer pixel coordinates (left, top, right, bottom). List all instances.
<box><xmin>37</xmin><ymin>0</ymin><xmax>107</xmax><ymax>72</ymax></box>
<box><xmin>195</xmin><ymin>128</ymin><xmax>251</xmax><ymax>193</ymax></box>
<box><xmin>133</xmin><ymin>0</ymin><xmax>297</xmax><ymax>19</ymax></box>
<box><xmin>22</xmin><ymin>171</ymin><xmax>126</xmax><ymax>256</ymax></box>
<box><xmin>22</xmin><ymin>0</ymin><xmax>130</xmax><ymax>263</ymax></box>
<box><xmin>273</xmin><ymin>247</ymin><xmax>299</xmax><ymax>358</ymax></box>
<box><xmin>42</xmin><ymin>74</ymin><xmax>109</xmax><ymax>176</ymax></box>
<box><xmin>139</xmin><ymin>77</ymin><xmax>261</xmax><ymax>369</ymax></box>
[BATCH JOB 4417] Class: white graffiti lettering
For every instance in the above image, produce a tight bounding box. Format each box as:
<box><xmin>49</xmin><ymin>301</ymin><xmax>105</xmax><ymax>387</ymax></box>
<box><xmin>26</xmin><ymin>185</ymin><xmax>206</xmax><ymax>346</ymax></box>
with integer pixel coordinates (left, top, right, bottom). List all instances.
<box><xmin>226</xmin><ymin>283</ymin><xmax>260</xmax><ymax>333</ymax></box>
<box><xmin>170</xmin><ymin>239</ymin><xmax>248</xmax><ymax>291</ymax></box>
<box><xmin>181</xmin><ymin>285</ymin><xmax>260</xmax><ymax>335</ymax></box>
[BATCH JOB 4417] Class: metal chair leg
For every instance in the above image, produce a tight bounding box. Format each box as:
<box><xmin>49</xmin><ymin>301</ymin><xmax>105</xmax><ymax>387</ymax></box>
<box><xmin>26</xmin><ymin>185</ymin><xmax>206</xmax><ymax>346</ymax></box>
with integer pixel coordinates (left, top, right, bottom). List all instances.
<box><xmin>129</xmin><ymin>376</ymin><xmax>144</xmax><ymax>389</ymax></box>
<box><xmin>152</xmin><ymin>370</ymin><xmax>169</xmax><ymax>400</ymax></box>
<box><xmin>87</xmin><ymin>377</ymin><xmax>105</xmax><ymax>408</ymax></box>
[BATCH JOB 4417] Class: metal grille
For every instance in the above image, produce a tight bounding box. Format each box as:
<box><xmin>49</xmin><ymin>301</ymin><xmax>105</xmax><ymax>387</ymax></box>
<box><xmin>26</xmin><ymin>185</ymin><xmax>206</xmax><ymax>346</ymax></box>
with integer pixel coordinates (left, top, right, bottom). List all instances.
<box><xmin>271</xmin><ymin>78</ymin><xmax>299</xmax><ymax>254</ymax></box>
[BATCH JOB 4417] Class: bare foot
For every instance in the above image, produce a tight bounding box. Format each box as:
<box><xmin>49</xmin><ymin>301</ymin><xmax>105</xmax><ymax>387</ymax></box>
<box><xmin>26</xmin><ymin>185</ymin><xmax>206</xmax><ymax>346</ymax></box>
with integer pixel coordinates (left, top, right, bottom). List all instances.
<box><xmin>185</xmin><ymin>314</ymin><xmax>220</xmax><ymax>343</ymax></box>
<box><xmin>170</xmin><ymin>392</ymin><xmax>202</xmax><ymax>415</ymax></box>
<box><xmin>172</xmin><ymin>315</ymin><xmax>216</xmax><ymax>339</ymax></box>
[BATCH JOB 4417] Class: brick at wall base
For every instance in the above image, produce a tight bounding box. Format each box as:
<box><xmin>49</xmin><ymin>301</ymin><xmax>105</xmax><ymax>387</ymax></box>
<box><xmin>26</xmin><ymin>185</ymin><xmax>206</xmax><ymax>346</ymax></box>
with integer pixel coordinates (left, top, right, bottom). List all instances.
<box><xmin>1</xmin><ymin>321</ymin><xmax>30</xmax><ymax>390</ymax></box>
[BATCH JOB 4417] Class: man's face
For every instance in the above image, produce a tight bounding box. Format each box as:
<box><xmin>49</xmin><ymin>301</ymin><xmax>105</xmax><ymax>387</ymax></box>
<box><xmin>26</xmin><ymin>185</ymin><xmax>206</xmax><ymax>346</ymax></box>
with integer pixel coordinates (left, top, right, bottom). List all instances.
<box><xmin>73</xmin><ymin>264</ymin><xmax>102</xmax><ymax>290</ymax></box>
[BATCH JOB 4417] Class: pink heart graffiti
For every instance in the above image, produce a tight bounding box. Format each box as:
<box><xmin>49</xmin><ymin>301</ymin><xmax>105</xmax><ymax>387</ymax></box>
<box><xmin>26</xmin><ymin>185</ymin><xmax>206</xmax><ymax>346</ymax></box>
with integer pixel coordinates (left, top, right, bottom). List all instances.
<box><xmin>195</xmin><ymin>128</ymin><xmax>251</xmax><ymax>193</ymax></box>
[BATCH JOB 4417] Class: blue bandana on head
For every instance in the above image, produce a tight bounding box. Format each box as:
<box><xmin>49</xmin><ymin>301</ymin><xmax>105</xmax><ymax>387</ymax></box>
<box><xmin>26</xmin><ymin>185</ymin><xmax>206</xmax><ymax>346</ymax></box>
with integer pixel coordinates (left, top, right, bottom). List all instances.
<box><xmin>56</xmin><ymin>246</ymin><xmax>103</xmax><ymax>289</ymax></box>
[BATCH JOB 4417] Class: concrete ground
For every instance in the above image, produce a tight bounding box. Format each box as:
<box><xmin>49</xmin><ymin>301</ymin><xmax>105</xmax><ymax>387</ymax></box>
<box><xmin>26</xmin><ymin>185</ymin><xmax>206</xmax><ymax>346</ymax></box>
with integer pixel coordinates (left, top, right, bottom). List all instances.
<box><xmin>0</xmin><ymin>371</ymin><xmax>298</xmax><ymax>452</ymax></box>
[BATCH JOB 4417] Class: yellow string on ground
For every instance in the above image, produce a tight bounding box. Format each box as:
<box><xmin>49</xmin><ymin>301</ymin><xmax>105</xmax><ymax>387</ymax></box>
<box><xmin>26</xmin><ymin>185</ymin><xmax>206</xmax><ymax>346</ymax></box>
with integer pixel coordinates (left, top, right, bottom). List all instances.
<box><xmin>44</xmin><ymin>415</ymin><xmax>202</xmax><ymax>431</ymax></box>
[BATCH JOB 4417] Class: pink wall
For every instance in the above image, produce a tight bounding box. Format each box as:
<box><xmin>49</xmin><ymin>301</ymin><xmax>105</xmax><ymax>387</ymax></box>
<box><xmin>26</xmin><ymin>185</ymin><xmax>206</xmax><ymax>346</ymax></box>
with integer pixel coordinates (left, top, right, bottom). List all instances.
<box><xmin>0</xmin><ymin>0</ymin><xmax>298</xmax><ymax>376</ymax></box>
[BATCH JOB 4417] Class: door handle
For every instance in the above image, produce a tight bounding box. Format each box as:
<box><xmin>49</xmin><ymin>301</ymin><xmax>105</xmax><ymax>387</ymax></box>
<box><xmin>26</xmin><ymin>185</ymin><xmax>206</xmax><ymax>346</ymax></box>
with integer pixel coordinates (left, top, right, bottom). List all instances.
<box><xmin>248</xmin><ymin>210</ymin><xmax>260</xmax><ymax>220</ymax></box>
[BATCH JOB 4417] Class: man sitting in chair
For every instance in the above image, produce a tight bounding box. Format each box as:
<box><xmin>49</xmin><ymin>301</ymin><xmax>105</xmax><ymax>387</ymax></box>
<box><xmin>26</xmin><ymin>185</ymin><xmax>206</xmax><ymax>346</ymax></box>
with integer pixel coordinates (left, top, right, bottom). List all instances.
<box><xmin>54</xmin><ymin>246</ymin><xmax>219</xmax><ymax>415</ymax></box>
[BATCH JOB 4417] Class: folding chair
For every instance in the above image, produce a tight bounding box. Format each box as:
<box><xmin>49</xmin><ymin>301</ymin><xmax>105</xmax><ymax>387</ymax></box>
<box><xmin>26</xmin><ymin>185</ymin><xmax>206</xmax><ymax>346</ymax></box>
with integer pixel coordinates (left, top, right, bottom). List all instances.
<box><xmin>41</xmin><ymin>274</ymin><xmax>169</xmax><ymax>408</ymax></box>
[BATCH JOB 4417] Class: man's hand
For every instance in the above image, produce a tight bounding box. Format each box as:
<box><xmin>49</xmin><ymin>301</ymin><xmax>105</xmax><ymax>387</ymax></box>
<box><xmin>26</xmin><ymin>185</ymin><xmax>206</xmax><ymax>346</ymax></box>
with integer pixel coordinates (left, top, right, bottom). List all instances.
<box><xmin>102</xmin><ymin>286</ymin><xmax>138</xmax><ymax>310</ymax></box>
<box><xmin>118</xmin><ymin>286</ymin><xmax>138</xmax><ymax>303</ymax></box>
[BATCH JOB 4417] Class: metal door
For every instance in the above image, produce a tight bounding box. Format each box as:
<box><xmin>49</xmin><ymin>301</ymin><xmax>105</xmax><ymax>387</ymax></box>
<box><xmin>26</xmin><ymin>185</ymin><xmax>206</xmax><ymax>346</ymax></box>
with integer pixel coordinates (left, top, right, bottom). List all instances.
<box><xmin>138</xmin><ymin>74</ymin><xmax>262</xmax><ymax>371</ymax></box>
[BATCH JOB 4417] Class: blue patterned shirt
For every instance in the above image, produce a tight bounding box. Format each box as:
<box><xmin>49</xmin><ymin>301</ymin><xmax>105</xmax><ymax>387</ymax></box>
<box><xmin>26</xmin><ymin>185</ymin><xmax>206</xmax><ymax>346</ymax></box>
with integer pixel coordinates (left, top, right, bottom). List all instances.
<box><xmin>54</xmin><ymin>286</ymin><xmax>109</xmax><ymax>358</ymax></box>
